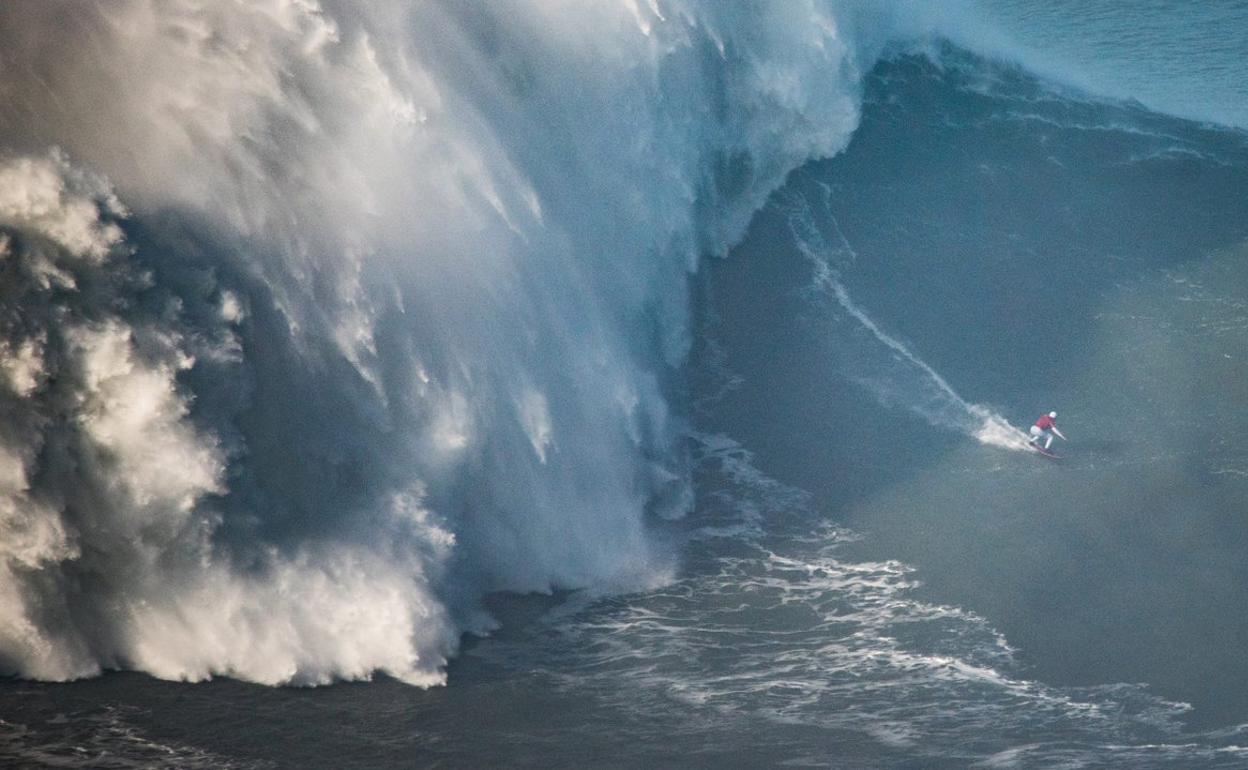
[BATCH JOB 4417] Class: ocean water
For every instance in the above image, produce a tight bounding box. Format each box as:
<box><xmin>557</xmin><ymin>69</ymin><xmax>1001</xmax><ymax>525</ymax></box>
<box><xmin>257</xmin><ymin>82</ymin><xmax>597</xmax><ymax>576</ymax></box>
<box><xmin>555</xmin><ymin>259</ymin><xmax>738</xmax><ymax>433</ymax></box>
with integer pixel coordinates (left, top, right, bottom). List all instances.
<box><xmin>1</xmin><ymin>2</ymin><xmax>1247</xmax><ymax>768</ymax></box>
<box><xmin>964</xmin><ymin>0</ymin><xmax>1248</xmax><ymax>128</ymax></box>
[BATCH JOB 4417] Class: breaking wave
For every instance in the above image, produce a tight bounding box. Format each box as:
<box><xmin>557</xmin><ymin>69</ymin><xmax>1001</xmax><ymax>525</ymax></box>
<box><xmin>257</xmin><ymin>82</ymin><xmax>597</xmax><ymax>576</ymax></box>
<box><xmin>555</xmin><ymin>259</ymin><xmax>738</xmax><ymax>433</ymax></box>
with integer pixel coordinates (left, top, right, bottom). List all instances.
<box><xmin>0</xmin><ymin>0</ymin><xmax>1236</xmax><ymax>687</ymax></box>
<box><xmin>0</xmin><ymin>0</ymin><xmax>902</xmax><ymax>685</ymax></box>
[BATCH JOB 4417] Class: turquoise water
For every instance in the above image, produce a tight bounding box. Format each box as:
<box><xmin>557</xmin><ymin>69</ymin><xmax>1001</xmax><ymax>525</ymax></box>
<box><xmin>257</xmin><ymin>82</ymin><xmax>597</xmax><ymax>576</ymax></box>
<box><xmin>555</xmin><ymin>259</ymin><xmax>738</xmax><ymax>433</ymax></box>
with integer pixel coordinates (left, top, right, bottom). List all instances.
<box><xmin>969</xmin><ymin>0</ymin><xmax>1248</xmax><ymax>127</ymax></box>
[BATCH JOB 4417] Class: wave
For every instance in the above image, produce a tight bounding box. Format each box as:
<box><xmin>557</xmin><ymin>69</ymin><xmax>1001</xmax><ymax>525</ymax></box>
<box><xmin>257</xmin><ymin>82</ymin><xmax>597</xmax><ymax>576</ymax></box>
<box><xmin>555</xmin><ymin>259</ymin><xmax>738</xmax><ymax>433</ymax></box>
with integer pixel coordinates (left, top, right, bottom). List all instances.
<box><xmin>0</xmin><ymin>0</ymin><xmax>901</xmax><ymax>685</ymax></box>
<box><xmin>0</xmin><ymin>0</ymin><xmax>1234</xmax><ymax>687</ymax></box>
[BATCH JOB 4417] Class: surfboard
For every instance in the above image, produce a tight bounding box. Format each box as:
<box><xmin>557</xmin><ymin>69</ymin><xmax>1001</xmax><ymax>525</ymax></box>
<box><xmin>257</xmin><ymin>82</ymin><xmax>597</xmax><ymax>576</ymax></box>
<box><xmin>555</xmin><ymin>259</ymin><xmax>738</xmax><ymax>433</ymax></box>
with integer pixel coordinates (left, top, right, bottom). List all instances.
<box><xmin>1029</xmin><ymin>443</ymin><xmax>1061</xmax><ymax>459</ymax></box>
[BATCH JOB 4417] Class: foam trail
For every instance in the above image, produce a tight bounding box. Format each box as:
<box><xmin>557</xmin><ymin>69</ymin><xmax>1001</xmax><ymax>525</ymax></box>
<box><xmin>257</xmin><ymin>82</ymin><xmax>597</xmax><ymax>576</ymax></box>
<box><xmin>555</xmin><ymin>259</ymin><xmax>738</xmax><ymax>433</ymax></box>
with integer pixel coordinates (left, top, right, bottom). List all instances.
<box><xmin>786</xmin><ymin>193</ymin><xmax>1029</xmax><ymax>449</ymax></box>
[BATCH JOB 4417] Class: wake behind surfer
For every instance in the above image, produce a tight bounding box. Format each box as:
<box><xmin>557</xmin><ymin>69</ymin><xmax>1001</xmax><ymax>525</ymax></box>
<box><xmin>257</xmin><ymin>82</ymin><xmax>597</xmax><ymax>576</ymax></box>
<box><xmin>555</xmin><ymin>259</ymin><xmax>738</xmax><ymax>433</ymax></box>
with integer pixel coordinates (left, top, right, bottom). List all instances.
<box><xmin>1028</xmin><ymin>411</ymin><xmax>1066</xmax><ymax>450</ymax></box>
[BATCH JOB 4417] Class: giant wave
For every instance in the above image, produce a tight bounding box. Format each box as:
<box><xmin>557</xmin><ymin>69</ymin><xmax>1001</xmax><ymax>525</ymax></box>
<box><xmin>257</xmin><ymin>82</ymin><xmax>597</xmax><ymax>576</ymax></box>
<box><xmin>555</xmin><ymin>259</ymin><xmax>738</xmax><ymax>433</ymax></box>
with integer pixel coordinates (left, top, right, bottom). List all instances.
<box><xmin>0</xmin><ymin>0</ymin><xmax>918</xmax><ymax>686</ymax></box>
<box><xmin>0</xmin><ymin>0</ymin><xmax>1236</xmax><ymax>689</ymax></box>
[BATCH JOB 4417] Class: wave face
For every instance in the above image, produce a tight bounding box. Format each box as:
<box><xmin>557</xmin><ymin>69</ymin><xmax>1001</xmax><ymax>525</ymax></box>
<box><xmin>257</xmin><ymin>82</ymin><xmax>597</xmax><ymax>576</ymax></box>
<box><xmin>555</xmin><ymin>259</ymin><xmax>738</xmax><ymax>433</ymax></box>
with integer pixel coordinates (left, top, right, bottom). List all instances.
<box><xmin>709</xmin><ymin>38</ymin><xmax>1248</xmax><ymax>735</ymax></box>
<box><xmin>784</xmin><ymin>192</ymin><xmax>1030</xmax><ymax>450</ymax></box>
<box><xmin>0</xmin><ymin>1</ymin><xmax>907</xmax><ymax>685</ymax></box>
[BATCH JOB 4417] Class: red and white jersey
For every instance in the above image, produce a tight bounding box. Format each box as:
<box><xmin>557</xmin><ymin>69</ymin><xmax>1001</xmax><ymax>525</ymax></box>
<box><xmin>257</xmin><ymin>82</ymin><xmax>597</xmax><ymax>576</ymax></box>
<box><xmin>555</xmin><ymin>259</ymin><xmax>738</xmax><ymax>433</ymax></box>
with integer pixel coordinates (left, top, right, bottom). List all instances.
<box><xmin>1035</xmin><ymin>414</ymin><xmax>1056</xmax><ymax>430</ymax></box>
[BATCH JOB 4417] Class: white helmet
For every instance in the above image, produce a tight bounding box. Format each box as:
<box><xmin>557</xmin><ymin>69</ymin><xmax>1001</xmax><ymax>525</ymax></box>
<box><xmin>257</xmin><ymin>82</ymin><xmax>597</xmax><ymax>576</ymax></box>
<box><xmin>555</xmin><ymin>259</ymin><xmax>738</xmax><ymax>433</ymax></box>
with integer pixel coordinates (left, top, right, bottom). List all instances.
<box><xmin>1049</xmin><ymin>411</ymin><xmax>1057</xmax><ymax>419</ymax></box>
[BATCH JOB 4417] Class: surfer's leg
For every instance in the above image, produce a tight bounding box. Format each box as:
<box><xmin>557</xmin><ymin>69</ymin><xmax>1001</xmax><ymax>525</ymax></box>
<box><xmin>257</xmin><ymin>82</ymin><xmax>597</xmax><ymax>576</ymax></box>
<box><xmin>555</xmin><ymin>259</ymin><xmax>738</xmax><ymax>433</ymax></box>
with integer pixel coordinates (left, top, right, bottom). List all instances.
<box><xmin>1044</xmin><ymin>432</ymin><xmax>1053</xmax><ymax>449</ymax></box>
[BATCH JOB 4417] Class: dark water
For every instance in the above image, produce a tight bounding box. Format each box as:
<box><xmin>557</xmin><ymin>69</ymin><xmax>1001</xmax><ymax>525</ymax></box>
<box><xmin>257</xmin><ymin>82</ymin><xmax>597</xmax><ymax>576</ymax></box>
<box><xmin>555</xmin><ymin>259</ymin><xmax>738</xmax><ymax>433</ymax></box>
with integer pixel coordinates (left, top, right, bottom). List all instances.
<box><xmin>734</xmin><ymin>48</ymin><xmax>1248</xmax><ymax>723</ymax></box>
<box><xmin>4</xmin><ymin>48</ymin><xmax>1248</xmax><ymax>769</ymax></box>
<box><xmin>713</xmin><ymin>49</ymin><xmax>1248</xmax><ymax>725</ymax></box>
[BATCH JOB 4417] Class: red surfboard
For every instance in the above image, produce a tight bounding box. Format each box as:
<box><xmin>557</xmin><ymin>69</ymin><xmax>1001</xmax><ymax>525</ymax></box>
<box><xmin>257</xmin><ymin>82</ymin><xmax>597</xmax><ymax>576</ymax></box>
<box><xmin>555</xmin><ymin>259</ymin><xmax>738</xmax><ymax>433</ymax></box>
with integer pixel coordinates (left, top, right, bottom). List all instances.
<box><xmin>1029</xmin><ymin>443</ymin><xmax>1061</xmax><ymax>459</ymax></box>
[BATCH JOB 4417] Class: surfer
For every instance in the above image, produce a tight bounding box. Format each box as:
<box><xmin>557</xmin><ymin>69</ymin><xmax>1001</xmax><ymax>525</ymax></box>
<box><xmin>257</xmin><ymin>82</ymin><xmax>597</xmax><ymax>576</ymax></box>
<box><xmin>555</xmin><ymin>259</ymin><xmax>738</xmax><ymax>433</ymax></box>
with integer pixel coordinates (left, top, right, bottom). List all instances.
<box><xmin>1028</xmin><ymin>411</ymin><xmax>1066</xmax><ymax>450</ymax></box>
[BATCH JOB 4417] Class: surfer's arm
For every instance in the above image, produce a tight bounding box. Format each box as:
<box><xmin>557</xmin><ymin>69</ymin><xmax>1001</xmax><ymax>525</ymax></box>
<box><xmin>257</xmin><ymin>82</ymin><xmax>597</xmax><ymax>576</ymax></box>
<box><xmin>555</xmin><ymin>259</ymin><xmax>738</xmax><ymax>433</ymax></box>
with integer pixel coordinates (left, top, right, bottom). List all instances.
<box><xmin>1052</xmin><ymin>427</ymin><xmax>1067</xmax><ymax>440</ymax></box>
